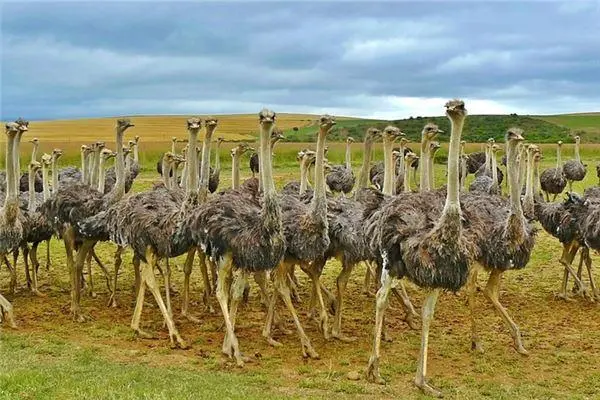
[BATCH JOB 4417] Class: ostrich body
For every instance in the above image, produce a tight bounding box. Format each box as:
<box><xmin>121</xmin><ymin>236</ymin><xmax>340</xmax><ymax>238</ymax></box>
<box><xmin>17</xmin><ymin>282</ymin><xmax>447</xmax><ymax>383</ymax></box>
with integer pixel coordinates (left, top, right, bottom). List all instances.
<box><xmin>262</xmin><ymin>115</ymin><xmax>334</xmax><ymax>354</ymax></box>
<box><xmin>540</xmin><ymin>141</ymin><xmax>567</xmax><ymax>201</ymax></box>
<box><xmin>563</xmin><ymin>136</ymin><xmax>586</xmax><ymax>192</ymax></box>
<box><xmin>465</xmin><ymin>128</ymin><xmax>536</xmax><ymax>355</ymax></box>
<box><xmin>0</xmin><ymin>122</ymin><xmax>27</xmax><ymax>327</ymax></box>
<box><xmin>326</xmin><ymin>137</ymin><xmax>355</xmax><ymax>195</ymax></box>
<box><xmin>180</xmin><ymin>109</ymin><xmax>285</xmax><ymax>365</ymax></box>
<box><xmin>249</xmin><ymin>127</ymin><xmax>284</xmax><ymax>179</ymax></box>
<box><xmin>366</xmin><ymin>100</ymin><xmax>480</xmax><ymax>397</ymax></box>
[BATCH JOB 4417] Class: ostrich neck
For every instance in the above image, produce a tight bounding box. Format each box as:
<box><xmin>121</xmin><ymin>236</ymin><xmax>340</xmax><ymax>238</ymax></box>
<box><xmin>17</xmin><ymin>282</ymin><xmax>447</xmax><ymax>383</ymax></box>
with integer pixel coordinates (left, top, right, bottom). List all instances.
<box><xmin>31</xmin><ymin>144</ymin><xmax>38</xmax><ymax>162</ymax></box>
<box><xmin>42</xmin><ymin>163</ymin><xmax>50</xmax><ymax>201</ymax></box>
<box><xmin>198</xmin><ymin>126</ymin><xmax>215</xmax><ymax>203</ymax></box>
<box><xmin>398</xmin><ymin>144</ymin><xmax>405</xmax><ymax>177</ymax></box>
<box><xmin>133</xmin><ymin>144</ymin><xmax>139</xmax><ymax>163</ymax></box>
<box><xmin>460</xmin><ymin>157</ymin><xmax>467</xmax><ymax>190</ymax></box>
<box><xmin>428</xmin><ymin>151</ymin><xmax>436</xmax><ymax>190</ymax></box>
<box><xmin>163</xmin><ymin>161</ymin><xmax>172</xmax><ymax>190</ymax></box>
<box><xmin>442</xmin><ymin>116</ymin><xmax>465</xmax><ymax>213</ymax></box>
<box><xmin>125</xmin><ymin>153</ymin><xmax>132</xmax><ymax>171</ymax></box>
<box><xmin>110</xmin><ymin>128</ymin><xmax>126</xmax><ymax>202</ymax></box>
<box><xmin>491</xmin><ymin>152</ymin><xmax>498</xmax><ymax>185</ymax></box>
<box><xmin>507</xmin><ymin>140</ymin><xmax>522</xmax><ymax>215</ymax></box>
<box><xmin>81</xmin><ymin>150</ymin><xmax>87</xmax><ymax>183</ymax></box>
<box><xmin>534</xmin><ymin>159</ymin><xmax>541</xmax><ymax>194</ymax></box>
<box><xmin>575</xmin><ymin>139</ymin><xmax>581</xmax><ymax>163</ymax></box>
<box><xmin>51</xmin><ymin>158</ymin><xmax>59</xmax><ymax>193</ymax></box>
<box><xmin>419</xmin><ymin>139</ymin><xmax>430</xmax><ymax>191</ymax></box>
<box><xmin>356</xmin><ymin>140</ymin><xmax>374</xmax><ymax>193</ymax></box>
<box><xmin>260</xmin><ymin>124</ymin><xmax>281</xmax><ymax>236</ymax></box>
<box><xmin>311</xmin><ymin>127</ymin><xmax>329</xmax><ymax>219</ymax></box>
<box><xmin>3</xmin><ymin>134</ymin><xmax>18</xmax><ymax>218</ymax></box>
<box><xmin>214</xmin><ymin>142</ymin><xmax>221</xmax><ymax>172</ymax></box>
<box><xmin>14</xmin><ymin>132</ymin><xmax>23</xmax><ymax>190</ymax></box>
<box><xmin>382</xmin><ymin>137</ymin><xmax>396</xmax><ymax>195</ymax></box>
<box><xmin>171</xmin><ymin>141</ymin><xmax>176</xmax><ymax>154</ymax></box>
<box><xmin>97</xmin><ymin>157</ymin><xmax>106</xmax><ymax>193</ymax></box>
<box><xmin>180</xmin><ymin>161</ymin><xmax>188</xmax><ymax>192</ymax></box>
<box><xmin>524</xmin><ymin>151</ymin><xmax>534</xmax><ymax>209</ymax></box>
<box><xmin>299</xmin><ymin>159</ymin><xmax>310</xmax><ymax>195</ymax></box>
<box><xmin>519</xmin><ymin>150</ymin><xmax>527</xmax><ymax>189</ymax></box>
<box><xmin>28</xmin><ymin>168</ymin><xmax>37</xmax><ymax>211</ymax></box>
<box><xmin>231</xmin><ymin>154</ymin><xmax>240</xmax><ymax>190</ymax></box>
<box><xmin>84</xmin><ymin>154</ymin><xmax>91</xmax><ymax>185</ymax></box>
<box><xmin>403</xmin><ymin>159</ymin><xmax>412</xmax><ymax>193</ymax></box>
<box><xmin>172</xmin><ymin>164</ymin><xmax>179</xmax><ymax>189</ymax></box>
<box><xmin>345</xmin><ymin>141</ymin><xmax>352</xmax><ymax>170</ymax></box>
<box><xmin>556</xmin><ymin>146</ymin><xmax>562</xmax><ymax>169</ymax></box>
<box><xmin>484</xmin><ymin>146</ymin><xmax>491</xmax><ymax>172</ymax></box>
<box><xmin>186</xmin><ymin>128</ymin><xmax>200</xmax><ymax>198</ymax></box>
<box><xmin>90</xmin><ymin>149</ymin><xmax>100</xmax><ymax>187</ymax></box>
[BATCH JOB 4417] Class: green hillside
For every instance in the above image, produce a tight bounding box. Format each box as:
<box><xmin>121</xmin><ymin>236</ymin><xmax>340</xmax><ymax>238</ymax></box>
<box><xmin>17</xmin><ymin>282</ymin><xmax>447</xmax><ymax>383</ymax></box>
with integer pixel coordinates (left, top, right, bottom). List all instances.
<box><xmin>533</xmin><ymin>113</ymin><xmax>600</xmax><ymax>141</ymax></box>
<box><xmin>283</xmin><ymin>114</ymin><xmax>576</xmax><ymax>143</ymax></box>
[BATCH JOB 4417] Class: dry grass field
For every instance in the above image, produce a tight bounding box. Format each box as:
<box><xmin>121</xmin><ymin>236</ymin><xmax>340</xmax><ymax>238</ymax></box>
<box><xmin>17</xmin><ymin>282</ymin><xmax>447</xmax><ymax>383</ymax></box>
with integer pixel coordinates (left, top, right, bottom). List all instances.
<box><xmin>2</xmin><ymin>114</ymin><xmax>600</xmax><ymax>399</ymax></box>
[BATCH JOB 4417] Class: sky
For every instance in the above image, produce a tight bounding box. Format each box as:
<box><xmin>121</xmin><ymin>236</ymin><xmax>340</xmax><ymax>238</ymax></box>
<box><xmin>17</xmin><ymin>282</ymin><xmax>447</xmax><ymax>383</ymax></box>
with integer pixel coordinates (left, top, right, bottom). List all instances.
<box><xmin>2</xmin><ymin>0</ymin><xmax>600</xmax><ymax>121</ymax></box>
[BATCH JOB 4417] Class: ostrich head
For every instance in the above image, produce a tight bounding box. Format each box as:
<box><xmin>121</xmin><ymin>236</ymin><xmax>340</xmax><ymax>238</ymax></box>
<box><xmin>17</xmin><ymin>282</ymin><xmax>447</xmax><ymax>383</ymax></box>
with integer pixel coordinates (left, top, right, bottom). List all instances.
<box><xmin>29</xmin><ymin>137</ymin><xmax>39</xmax><ymax>145</ymax></box>
<box><xmin>163</xmin><ymin>152</ymin><xmax>175</xmax><ymax>165</ymax></box>
<box><xmin>41</xmin><ymin>153</ymin><xmax>52</xmax><ymax>167</ymax></box>
<box><xmin>205</xmin><ymin>116</ymin><xmax>219</xmax><ymax>129</ymax></box>
<box><xmin>187</xmin><ymin>117</ymin><xmax>201</xmax><ymax>131</ymax></box>
<box><xmin>216</xmin><ymin>137</ymin><xmax>225</xmax><ymax>145</ymax></box>
<box><xmin>392</xmin><ymin>150</ymin><xmax>403</xmax><ymax>164</ymax></box>
<box><xmin>365</xmin><ymin>127</ymin><xmax>382</xmax><ymax>142</ymax></box>
<box><xmin>505</xmin><ymin>127</ymin><xmax>524</xmax><ymax>143</ymax></box>
<box><xmin>116</xmin><ymin>119</ymin><xmax>134</xmax><ymax>132</ymax></box>
<box><xmin>399</xmin><ymin>137</ymin><xmax>410</xmax><ymax>147</ymax></box>
<box><xmin>172</xmin><ymin>137</ymin><xmax>178</xmax><ymax>144</ymax></box>
<box><xmin>134</xmin><ymin>135</ymin><xmax>140</xmax><ymax>144</ymax></box>
<box><xmin>122</xmin><ymin>146</ymin><xmax>131</xmax><ymax>156</ymax></box>
<box><xmin>271</xmin><ymin>128</ymin><xmax>285</xmax><ymax>142</ymax></box>
<box><xmin>557</xmin><ymin>140</ymin><xmax>563</xmax><ymax>147</ymax></box>
<box><xmin>5</xmin><ymin>122</ymin><xmax>20</xmax><ymax>136</ymax></box>
<box><xmin>52</xmin><ymin>148</ymin><xmax>64</xmax><ymax>161</ymax></box>
<box><xmin>318</xmin><ymin>115</ymin><xmax>336</xmax><ymax>133</ymax></box>
<box><xmin>231</xmin><ymin>142</ymin><xmax>254</xmax><ymax>158</ymax></box>
<box><xmin>29</xmin><ymin>160</ymin><xmax>42</xmax><ymax>173</ymax></box>
<box><xmin>323</xmin><ymin>159</ymin><xmax>333</xmax><ymax>174</ymax></box>
<box><xmin>100</xmin><ymin>148</ymin><xmax>117</xmax><ymax>161</ymax></box>
<box><xmin>14</xmin><ymin>118</ymin><xmax>29</xmax><ymax>133</ymax></box>
<box><xmin>422</xmin><ymin>123</ymin><xmax>443</xmax><ymax>142</ymax></box>
<box><xmin>382</xmin><ymin>125</ymin><xmax>404</xmax><ymax>142</ymax></box>
<box><xmin>430</xmin><ymin>141</ymin><xmax>441</xmax><ymax>154</ymax></box>
<box><xmin>405</xmin><ymin>151</ymin><xmax>419</xmax><ymax>165</ymax></box>
<box><xmin>83</xmin><ymin>145</ymin><xmax>93</xmax><ymax>157</ymax></box>
<box><xmin>445</xmin><ymin>99</ymin><xmax>467</xmax><ymax>119</ymax></box>
<box><xmin>346</xmin><ymin>137</ymin><xmax>355</xmax><ymax>144</ymax></box>
<box><xmin>299</xmin><ymin>149</ymin><xmax>317</xmax><ymax>164</ymax></box>
<box><xmin>96</xmin><ymin>141</ymin><xmax>106</xmax><ymax>151</ymax></box>
<box><xmin>127</xmin><ymin>140</ymin><xmax>135</xmax><ymax>152</ymax></box>
<box><xmin>574</xmin><ymin>135</ymin><xmax>581</xmax><ymax>143</ymax></box>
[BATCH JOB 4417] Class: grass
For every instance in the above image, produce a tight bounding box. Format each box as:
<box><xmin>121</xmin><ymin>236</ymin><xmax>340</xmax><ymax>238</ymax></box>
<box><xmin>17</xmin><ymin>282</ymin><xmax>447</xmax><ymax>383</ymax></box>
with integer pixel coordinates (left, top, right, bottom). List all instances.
<box><xmin>534</xmin><ymin>113</ymin><xmax>600</xmax><ymax>141</ymax></box>
<box><xmin>2</xmin><ymin>114</ymin><xmax>600</xmax><ymax>398</ymax></box>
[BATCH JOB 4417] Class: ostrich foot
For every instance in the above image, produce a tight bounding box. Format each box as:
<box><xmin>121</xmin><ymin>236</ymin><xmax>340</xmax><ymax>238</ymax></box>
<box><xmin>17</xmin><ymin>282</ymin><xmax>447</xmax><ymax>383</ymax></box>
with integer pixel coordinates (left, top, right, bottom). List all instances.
<box><xmin>414</xmin><ymin>377</ymin><xmax>443</xmax><ymax>398</ymax></box>
<box><xmin>299</xmin><ymin>337</ymin><xmax>319</xmax><ymax>359</ymax></box>
<box><xmin>32</xmin><ymin>289</ymin><xmax>46</xmax><ymax>298</ymax></box>
<box><xmin>222</xmin><ymin>337</ymin><xmax>245</xmax><ymax>367</ymax></box>
<box><xmin>169</xmin><ymin>333</ymin><xmax>188</xmax><ymax>350</ymax></box>
<box><xmin>265</xmin><ymin>336</ymin><xmax>283</xmax><ymax>348</ymax></box>
<box><xmin>318</xmin><ymin>314</ymin><xmax>330</xmax><ymax>340</ymax></box>
<box><xmin>471</xmin><ymin>340</ymin><xmax>484</xmax><ymax>353</ymax></box>
<box><xmin>331</xmin><ymin>331</ymin><xmax>357</xmax><ymax>343</ymax></box>
<box><xmin>182</xmin><ymin>312</ymin><xmax>201</xmax><ymax>324</ymax></box>
<box><xmin>404</xmin><ymin>313</ymin><xmax>419</xmax><ymax>330</ymax></box>
<box><xmin>554</xmin><ymin>292</ymin><xmax>573</xmax><ymax>302</ymax></box>
<box><xmin>133</xmin><ymin>328</ymin><xmax>157</xmax><ymax>340</ymax></box>
<box><xmin>71</xmin><ymin>307</ymin><xmax>91</xmax><ymax>323</ymax></box>
<box><xmin>514</xmin><ymin>340</ymin><xmax>529</xmax><ymax>356</ymax></box>
<box><xmin>365</xmin><ymin>356</ymin><xmax>385</xmax><ymax>384</ymax></box>
<box><xmin>107</xmin><ymin>294</ymin><xmax>118</xmax><ymax>308</ymax></box>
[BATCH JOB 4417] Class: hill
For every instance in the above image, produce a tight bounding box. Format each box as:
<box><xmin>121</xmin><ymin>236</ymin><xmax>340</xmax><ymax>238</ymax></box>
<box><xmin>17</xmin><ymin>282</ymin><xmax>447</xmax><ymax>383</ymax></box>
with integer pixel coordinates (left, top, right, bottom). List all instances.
<box><xmin>533</xmin><ymin>113</ymin><xmax>600</xmax><ymax>141</ymax></box>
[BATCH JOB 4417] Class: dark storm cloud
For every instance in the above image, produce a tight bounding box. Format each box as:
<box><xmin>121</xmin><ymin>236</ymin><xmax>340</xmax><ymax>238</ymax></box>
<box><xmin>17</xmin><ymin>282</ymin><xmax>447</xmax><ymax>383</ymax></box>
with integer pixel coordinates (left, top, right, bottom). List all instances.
<box><xmin>2</xmin><ymin>1</ymin><xmax>599</xmax><ymax>120</ymax></box>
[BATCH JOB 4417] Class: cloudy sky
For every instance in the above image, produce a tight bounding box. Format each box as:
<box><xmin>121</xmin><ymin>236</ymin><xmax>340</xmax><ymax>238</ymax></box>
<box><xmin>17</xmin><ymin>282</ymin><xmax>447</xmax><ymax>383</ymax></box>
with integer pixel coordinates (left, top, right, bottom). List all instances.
<box><xmin>2</xmin><ymin>1</ymin><xmax>600</xmax><ymax>121</ymax></box>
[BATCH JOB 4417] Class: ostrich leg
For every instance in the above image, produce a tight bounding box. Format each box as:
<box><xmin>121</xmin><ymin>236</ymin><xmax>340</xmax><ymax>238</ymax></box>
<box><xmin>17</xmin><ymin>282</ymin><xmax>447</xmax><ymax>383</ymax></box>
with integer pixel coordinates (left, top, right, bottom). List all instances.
<box><xmin>23</xmin><ymin>245</ymin><xmax>31</xmax><ymax>290</ymax></box>
<box><xmin>181</xmin><ymin>248</ymin><xmax>202</xmax><ymax>321</ymax></box>
<box><xmin>362</xmin><ymin>261</ymin><xmax>374</xmax><ymax>295</ymax></box>
<box><xmin>107</xmin><ymin>246</ymin><xmax>123</xmax><ymax>308</ymax></box>
<box><xmin>45</xmin><ymin>239</ymin><xmax>51</xmax><ymax>270</ymax></box>
<box><xmin>28</xmin><ymin>243</ymin><xmax>45</xmax><ymax>297</ymax></box>
<box><xmin>467</xmin><ymin>267</ymin><xmax>482</xmax><ymax>352</ymax></box>
<box><xmin>558</xmin><ymin>243</ymin><xmax>587</xmax><ymax>299</ymax></box>
<box><xmin>91</xmin><ymin>249</ymin><xmax>111</xmax><ymax>292</ymax></box>
<box><xmin>6</xmin><ymin>251</ymin><xmax>17</xmax><ymax>294</ymax></box>
<box><xmin>331</xmin><ymin>259</ymin><xmax>357</xmax><ymax>342</ymax></box>
<box><xmin>300</xmin><ymin>262</ymin><xmax>330</xmax><ymax>339</ymax></box>
<box><xmin>483</xmin><ymin>269</ymin><xmax>528</xmax><ymax>355</ymax></box>
<box><xmin>85</xmin><ymin>250</ymin><xmax>96</xmax><ymax>298</ymax></box>
<box><xmin>215</xmin><ymin>255</ymin><xmax>244</xmax><ymax>366</ymax></box>
<box><xmin>0</xmin><ymin>294</ymin><xmax>17</xmax><ymax>328</ymax></box>
<box><xmin>414</xmin><ymin>289</ymin><xmax>442</xmax><ymax>398</ymax></box>
<box><xmin>163</xmin><ymin>258</ymin><xmax>173</xmax><ymax>319</ymax></box>
<box><xmin>583</xmin><ymin>249</ymin><xmax>599</xmax><ymax>300</ymax></box>
<box><xmin>366</xmin><ymin>272</ymin><xmax>393</xmax><ymax>384</ymax></box>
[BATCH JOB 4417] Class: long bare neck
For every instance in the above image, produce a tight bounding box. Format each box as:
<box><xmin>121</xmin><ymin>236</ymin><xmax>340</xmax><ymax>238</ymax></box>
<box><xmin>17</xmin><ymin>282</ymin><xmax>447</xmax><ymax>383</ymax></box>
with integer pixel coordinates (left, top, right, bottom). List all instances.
<box><xmin>180</xmin><ymin>161</ymin><xmax>188</xmax><ymax>191</ymax></box>
<box><xmin>198</xmin><ymin>127</ymin><xmax>215</xmax><ymax>203</ymax></box>
<box><xmin>14</xmin><ymin>132</ymin><xmax>23</xmax><ymax>191</ymax></box>
<box><xmin>356</xmin><ymin>140</ymin><xmax>374</xmax><ymax>194</ymax></box>
<box><xmin>534</xmin><ymin>158</ymin><xmax>541</xmax><ymax>195</ymax></box>
<box><xmin>28</xmin><ymin>168</ymin><xmax>37</xmax><ymax>212</ymax></box>
<box><xmin>125</xmin><ymin>153</ymin><xmax>132</xmax><ymax>171</ymax></box>
<box><xmin>231</xmin><ymin>154</ymin><xmax>240</xmax><ymax>190</ymax></box>
<box><xmin>556</xmin><ymin>145</ymin><xmax>562</xmax><ymax>168</ymax></box>
<box><xmin>518</xmin><ymin>148</ymin><xmax>526</xmax><ymax>189</ymax></box>
<box><xmin>398</xmin><ymin>144</ymin><xmax>405</xmax><ymax>177</ymax></box>
<box><xmin>81</xmin><ymin>150</ymin><xmax>87</xmax><ymax>183</ymax></box>
<box><xmin>523</xmin><ymin>150</ymin><xmax>534</xmax><ymax>212</ymax></box>
<box><xmin>110</xmin><ymin>128</ymin><xmax>126</xmax><ymax>202</ymax></box>
<box><xmin>460</xmin><ymin>157</ymin><xmax>467</xmax><ymax>190</ymax></box>
<box><xmin>260</xmin><ymin>128</ymin><xmax>276</xmax><ymax>196</ymax></box>
<box><xmin>382</xmin><ymin>137</ymin><xmax>396</xmax><ymax>195</ymax></box>
<box><xmin>484</xmin><ymin>146</ymin><xmax>491</xmax><ymax>171</ymax></box>
<box><xmin>428</xmin><ymin>151</ymin><xmax>436</xmax><ymax>190</ymax></box>
<box><xmin>345</xmin><ymin>140</ymin><xmax>352</xmax><ymax>169</ymax></box>
<box><xmin>134</xmin><ymin>143</ymin><xmax>139</xmax><ymax>163</ymax></box>
<box><xmin>97</xmin><ymin>157</ymin><xmax>106</xmax><ymax>193</ymax></box>
<box><xmin>51</xmin><ymin>157</ymin><xmax>59</xmax><ymax>193</ymax></box>
<box><xmin>4</xmin><ymin>134</ymin><xmax>18</xmax><ymax>211</ymax></box>
<box><xmin>419</xmin><ymin>139</ymin><xmax>430</xmax><ymax>191</ymax></box>
<box><xmin>163</xmin><ymin>161</ymin><xmax>172</xmax><ymax>190</ymax></box>
<box><xmin>90</xmin><ymin>149</ymin><xmax>100</xmax><ymax>187</ymax></box>
<box><xmin>491</xmin><ymin>151</ymin><xmax>498</xmax><ymax>186</ymax></box>
<box><xmin>31</xmin><ymin>143</ymin><xmax>38</xmax><ymax>162</ymax></box>
<box><xmin>214</xmin><ymin>141</ymin><xmax>222</xmax><ymax>172</ymax></box>
<box><xmin>299</xmin><ymin>159</ymin><xmax>310</xmax><ymax>195</ymax></box>
<box><xmin>507</xmin><ymin>141</ymin><xmax>522</xmax><ymax>215</ymax></box>
<box><xmin>172</xmin><ymin>164</ymin><xmax>179</xmax><ymax>189</ymax></box>
<box><xmin>575</xmin><ymin>139</ymin><xmax>581</xmax><ymax>163</ymax></box>
<box><xmin>171</xmin><ymin>141</ymin><xmax>176</xmax><ymax>154</ymax></box>
<box><xmin>442</xmin><ymin>116</ymin><xmax>465</xmax><ymax>213</ymax></box>
<box><xmin>186</xmin><ymin>129</ymin><xmax>200</xmax><ymax>198</ymax></box>
<box><xmin>403</xmin><ymin>159</ymin><xmax>412</xmax><ymax>193</ymax></box>
<box><xmin>311</xmin><ymin>128</ymin><xmax>328</xmax><ymax>213</ymax></box>
<box><xmin>84</xmin><ymin>154</ymin><xmax>91</xmax><ymax>185</ymax></box>
<box><xmin>42</xmin><ymin>163</ymin><xmax>50</xmax><ymax>201</ymax></box>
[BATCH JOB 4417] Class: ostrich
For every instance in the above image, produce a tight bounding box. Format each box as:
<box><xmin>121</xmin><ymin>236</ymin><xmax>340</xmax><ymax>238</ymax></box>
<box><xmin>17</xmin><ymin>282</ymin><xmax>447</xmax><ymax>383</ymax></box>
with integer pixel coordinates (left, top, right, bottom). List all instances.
<box><xmin>97</xmin><ymin>149</ymin><xmax>116</xmax><ymax>194</ymax></box>
<box><xmin>230</xmin><ymin>143</ymin><xmax>255</xmax><ymax>190</ymax></box>
<box><xmin>209</xmin><ymin>137</ymin><xmax>225</xmax><ymax>193</ymax></box>
<box><xmin>156</xmin><ymin>137</ymin><xmax>179</xmax><ymax>177</ymax></box>
<box><xmin>418</xmin><ymin>123</ymin><xmax>444</xmax><ymax>192</ymax></box>
<box><xmin>262</xmin><ymin>115</ymin><xmax>334</xmax><ymax>353</ymax></box>
<box><xmin>0</xmin><ymin>122</ymin><xmax>27</xmax><ymax>327</ymax></box>
<box><xmin>465</xmin><ymin>128</ymin><xmax>536</xmax><ymax>355</ymax></box>
<box><xmin>180</xmin><ymin>109</ymin><xmax>285</xmax><ymax>365</ymax></box>
<box><xmin>366</xmin><ymin>100</ymin><xmax>479</xmax><ymax>397</ymax></box>
<box><xmin>402</xmin><ymin>152</ymin><xmax>419</xmax><ymax>193</ymax></box>
<box><xmin>18</xmin><ymin>137</ymin><xmax>43</xmax><ymax>193</ymax></box>
<box><xmin>470</xmin><ymin>142</ymin><xmax>500</xmax><ymax>194</ymax></box>
<box><xmin>326</xmin><ymin>137</ymin><xmax>355</xmax><ymax>195</ymax></box>
<box><xmin>563</xmin><ymin>135</ymin><xmax>586</xmax><ymax>192</ymax></box>
<box><xmin>249</xmin><ymin>127</ymin><xmax>284</xmax><ymax>179</ymax></box>
<box><xmin>540</xmin><ymin>141</ymin><xmax>567</xmax><ymax>201</ymax></box>
<box><xmin>41</xmin><ymin>119</ymin><xmax>134</xmax><ymax>321</ymax></box>
<box><xmin>428</xmin><ymin>141</ymin><xmax>441</xmax><ymax>190</ymax></box>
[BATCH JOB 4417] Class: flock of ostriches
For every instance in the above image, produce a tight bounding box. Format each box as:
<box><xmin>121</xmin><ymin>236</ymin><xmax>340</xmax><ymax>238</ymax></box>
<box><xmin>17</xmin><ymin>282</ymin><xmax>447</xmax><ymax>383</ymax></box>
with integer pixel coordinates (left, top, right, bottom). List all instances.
<box><xmin>2</xmin><ymin>100</ymin><xmax>600</xmax><ymax>397</ymax></box>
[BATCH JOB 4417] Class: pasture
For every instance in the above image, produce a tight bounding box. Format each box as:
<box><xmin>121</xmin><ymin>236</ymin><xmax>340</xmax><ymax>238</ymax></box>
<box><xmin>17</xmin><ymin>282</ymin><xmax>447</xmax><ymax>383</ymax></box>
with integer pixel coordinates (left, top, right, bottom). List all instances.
<box><xmin>2</xmin><ymin>115</ymin><xmax>600</xmax><ymax>399</ymax></box>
